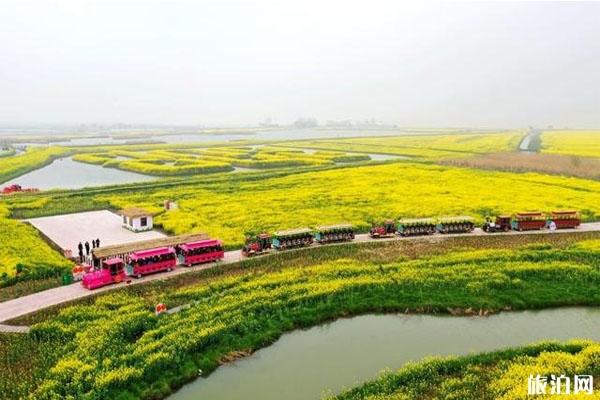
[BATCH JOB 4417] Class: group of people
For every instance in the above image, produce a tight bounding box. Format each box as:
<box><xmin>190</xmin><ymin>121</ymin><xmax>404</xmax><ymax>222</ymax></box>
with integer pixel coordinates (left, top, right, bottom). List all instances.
<box><xmin>77</xmin><ymin>239</ymin><xmax>101</xmax><ymax>263</ymax></box>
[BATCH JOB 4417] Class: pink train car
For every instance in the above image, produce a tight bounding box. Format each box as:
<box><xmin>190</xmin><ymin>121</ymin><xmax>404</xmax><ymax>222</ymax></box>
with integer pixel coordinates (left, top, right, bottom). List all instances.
<box><xmin>126</xmin><ymin>247</ymin><xmax>177</xmax><ymax>278</ymax></box>
<box><xmin>178</xmin><ymin>239</ymin><xmax>224</xmax><ymax>266</ymax></box>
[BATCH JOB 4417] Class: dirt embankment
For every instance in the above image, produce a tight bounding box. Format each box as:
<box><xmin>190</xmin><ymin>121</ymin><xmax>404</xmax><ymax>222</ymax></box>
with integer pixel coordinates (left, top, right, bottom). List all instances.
<box><xmin>441</xmin><ymin>152</ymin><xmax>600</xmax><ymax>180</ymax></box>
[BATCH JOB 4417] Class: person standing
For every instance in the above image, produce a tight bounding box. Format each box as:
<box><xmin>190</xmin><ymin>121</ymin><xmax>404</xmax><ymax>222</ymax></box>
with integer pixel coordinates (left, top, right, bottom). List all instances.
<box><xmin>78</xmin><ymin>248</ymin><xmax>84</xmax><ymax>263</ymax></box>
<box><xmin>85</xmin><ymin>241</ymin><xmax>90</xmax><ymax>256</ymax></box>
<box><xmin>96</xmin><ymin>238</ymin><xmax>100</xmax><ymax>248</ymax></box>
<box><xmin>78</xmin><ymin>242</ymin><xmax>83</xmax><ymax>255</ymax></box>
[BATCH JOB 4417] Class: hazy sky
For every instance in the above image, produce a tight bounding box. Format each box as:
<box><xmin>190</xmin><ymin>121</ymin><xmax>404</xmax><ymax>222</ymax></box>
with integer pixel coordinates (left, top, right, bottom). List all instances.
<box><xmin>1</xmin><ymin>1</ymin><xmax>599</xmax><ymax>127</ymax></box>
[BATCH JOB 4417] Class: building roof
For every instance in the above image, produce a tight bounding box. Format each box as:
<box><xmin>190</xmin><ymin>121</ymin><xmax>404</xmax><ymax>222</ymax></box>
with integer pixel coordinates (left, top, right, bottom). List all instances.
<box><xmin>130</xmin><ymin>247</ymin><xmax>175</xmax><ymax>260</ymax></box>
<box><xmin>92</xmin><ymin>232</ymin><xmax>208</xmax><ymax>259</ymax></box>
<box><xmin>180</xmin><ymin>239</ymin><xmax>222</xmax><ymax>252</ymax></box>
<box><xmin>438</xmin><ymin>216</ymin><xmax>475</xmax><ymax>223</ymax></box>
<box><xmin>274</xmin><ymin>227</ymin><xmax>312</xmax><ymax>237</ymax></box>
<box><xmin>315</xmin><ymin>223</ymin><xmax>353</xmax><ymax>232</ymax></box>
<box><xmin>103</xmin><ymin>257</ymin><xmax>124</xmax><ymax>266</ymax></box>
<box><xmin>120</xmin><ymin>207</ymin><xmax>153</xmax><ymax>218</ymax></box>
<box><xmin>398</xmin><ymin>218</ymin><xmax>436</xmax><ymax>225</ymax></box>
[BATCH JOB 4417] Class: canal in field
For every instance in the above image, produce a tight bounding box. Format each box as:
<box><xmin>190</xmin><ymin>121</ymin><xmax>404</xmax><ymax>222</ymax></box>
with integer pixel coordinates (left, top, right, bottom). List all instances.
<box><xmin>3</xmin><ymin>148</ymin><xmax>405</xmax><ymax>190</ymax></box>
<box><xmin>169</xmin><ymin>307</ymin><xmax>600</xmax><ymax>400</ymax></box>
<box><xmin>2</xmin><ymin>157</ymin><xmax>155</xmax><ymax>190</ymax></box>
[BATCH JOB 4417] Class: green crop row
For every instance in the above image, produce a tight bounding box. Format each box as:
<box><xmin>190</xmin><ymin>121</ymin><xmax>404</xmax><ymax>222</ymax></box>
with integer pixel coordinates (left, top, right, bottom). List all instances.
<box><xmin>118</xmin><ymin>159</ymin><xmax>234</xmax><ymax>176</ymax></box>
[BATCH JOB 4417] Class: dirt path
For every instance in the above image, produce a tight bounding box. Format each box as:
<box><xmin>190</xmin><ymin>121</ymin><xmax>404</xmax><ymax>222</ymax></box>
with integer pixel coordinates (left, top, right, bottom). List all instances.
<box><xmin>1</xmin><ymin>223</ymin><xmax>599</xmax><ymax>325</ymax></box>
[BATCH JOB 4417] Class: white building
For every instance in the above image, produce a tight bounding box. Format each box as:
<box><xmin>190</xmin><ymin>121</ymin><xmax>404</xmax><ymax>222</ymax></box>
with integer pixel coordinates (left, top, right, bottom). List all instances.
<box><xmin>120</xmin><ymin>207</ymin><xmax>154</xmax><ymax>232</ymax></box>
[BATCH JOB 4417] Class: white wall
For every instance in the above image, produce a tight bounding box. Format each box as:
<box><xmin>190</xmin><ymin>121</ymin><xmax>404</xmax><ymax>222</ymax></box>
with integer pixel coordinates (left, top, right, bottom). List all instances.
<box><xmin>123</xmin><ymin>216</ymin><xmax>153</xmax><ymax>232</ymax></box>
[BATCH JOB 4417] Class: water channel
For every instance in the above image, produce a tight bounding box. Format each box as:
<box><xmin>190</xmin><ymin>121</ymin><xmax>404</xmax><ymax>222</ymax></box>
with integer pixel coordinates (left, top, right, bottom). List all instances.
<box><xmin>170</xmin><ymin>308</ymin><xmax>600</xmax><ymax>400</ymax></box>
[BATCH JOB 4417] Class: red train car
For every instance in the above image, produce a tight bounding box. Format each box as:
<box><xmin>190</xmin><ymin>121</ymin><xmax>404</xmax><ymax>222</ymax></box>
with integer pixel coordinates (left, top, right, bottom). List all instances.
<box><xmin>511</xmin><ymin>212</ymin><xmax>546</xmax><ymax>231</ymax></box>
<box><xmin>127</xmin><ymin>247</ymin><xmax>177</xmax><ymax>278</ymax></box>
<box><xmin>242</xmin><ymin>233</ymin><xmax>272</xmax><ymax>256</ymax></box>
<box><xmin>178</xmin><ymin>239</ymin><xmax>224</xmax><ymax>266</ymax></box>
<box><xmin>549</xmin><ymin>210</ymin><xmax>581</xmax><ymax>229</ymax></box>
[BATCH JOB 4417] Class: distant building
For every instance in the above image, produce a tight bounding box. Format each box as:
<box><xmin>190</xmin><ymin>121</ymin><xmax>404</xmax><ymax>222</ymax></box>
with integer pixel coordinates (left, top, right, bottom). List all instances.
<box><xmin>259</xmin><ymin>118</ymin><xmax>279</xmax><ymax>128</ymax></box>
<box><xmin>326</xmin><ymin>120</ymin><xmax>353</xmax><ymax>127</ymax></box>
<box><xmin>120</xmin><ymin>207</ymin><xmax>154</xmax><ymax>232</ymax></box>
<box><xmin>163</xmin><ymin>199</ymin><xmax>178</xmax><ymax>211</ymax></box>
<box><xmin>293</xmin><ymin>117</ymin><xmax>318</xmax><ymax>128</ymax></box>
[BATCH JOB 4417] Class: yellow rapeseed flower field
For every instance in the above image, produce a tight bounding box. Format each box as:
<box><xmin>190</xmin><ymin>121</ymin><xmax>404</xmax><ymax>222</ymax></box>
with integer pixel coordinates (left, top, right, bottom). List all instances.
<box><xmin>99</xmin><ymin>162</ymin><xmax>600</xmax><ymax>246</ymax></box>
<box><xmin>0</xmin><ymin>203</ymin><xmax>71</xmax><ymax>279</ymax></box>
<box><xmin>281</xmin><ymin>130</ymin><xmax>524</xmax><ymax>159</ymax></box>
<box><xmin>72</xmin><ymin>146</ymin><xmax>371</xmax><ymax>175</ymax></box>
<box><xmin>542</xmin><ymin>130</ymin><xmax>600</xmax><ymax>158</ymax></box>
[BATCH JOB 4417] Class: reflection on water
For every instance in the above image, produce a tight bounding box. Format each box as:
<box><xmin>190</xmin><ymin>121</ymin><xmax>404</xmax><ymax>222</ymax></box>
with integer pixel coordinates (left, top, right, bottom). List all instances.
<box><xmin>169</xmin><ymin>308</ymin><xmax>600</xmax><ymax>400</ymax></box>
<box><xmin>2</xmin><ymin>157</ymin><xmax>155</xmax><ymax>190</ymax></box>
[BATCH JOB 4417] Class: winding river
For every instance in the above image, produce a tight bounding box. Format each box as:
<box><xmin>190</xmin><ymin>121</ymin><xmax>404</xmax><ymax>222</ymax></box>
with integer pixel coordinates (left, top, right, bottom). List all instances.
<box><xmin>169</xmin><ymin>307</ymin><xmax>600</xmax><ymax>400</ymax></box>
<box><xmin>2</xmin><ymin>157</ymin><xmax>155</xmax><ymax>190</ymax></box>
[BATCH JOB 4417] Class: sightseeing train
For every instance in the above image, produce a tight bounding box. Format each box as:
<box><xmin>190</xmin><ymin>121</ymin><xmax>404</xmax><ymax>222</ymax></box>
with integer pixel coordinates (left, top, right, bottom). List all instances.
<box><xmin>81</xmin><ymin>239</ymin><xmax>224</xmax><ymax>289</ymax></box>
<box><xmin>242</xmin><ymin>210</ymin><xmax>580</xmax><ymax>256</ymax></box>
<box><xmin>82</xmin><ymin>210</ymin><xmax>580</xmax><ymax>289</ymax></box>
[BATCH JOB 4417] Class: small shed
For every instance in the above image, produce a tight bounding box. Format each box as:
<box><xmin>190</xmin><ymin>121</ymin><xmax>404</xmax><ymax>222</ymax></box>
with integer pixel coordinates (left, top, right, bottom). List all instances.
<box><xmin>120</xmin><ymin>207</ymin><xmax>154</xmax><ymax>232</ymax></box>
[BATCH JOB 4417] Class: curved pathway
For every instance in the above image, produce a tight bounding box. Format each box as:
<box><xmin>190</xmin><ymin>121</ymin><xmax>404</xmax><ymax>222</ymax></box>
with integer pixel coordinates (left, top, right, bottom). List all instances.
<box><xmin>1</xmin><ymin>223</ymin><xmax>600</xmax><ymax>324</ymax></box>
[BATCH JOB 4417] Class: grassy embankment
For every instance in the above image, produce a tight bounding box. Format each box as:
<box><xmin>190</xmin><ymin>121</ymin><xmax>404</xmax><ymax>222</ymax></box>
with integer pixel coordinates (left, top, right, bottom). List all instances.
<box><xmin>0</xmin><ymin>148</ymin><xmax>16</xmax><ymax>158</ymax></box>
<box><xmin>0</xmin><ymin>146</ymin><xmax>71</xmax><ymax>184</ymax></box>
<box><xmin>332</xmin><ymin>340</ymin><xmax>600</xmax><ymax>400</ymax></box>
<box><xmin>441</xmin><ymin>152</ymin><xmax>600</xmax><ymax>180</ymax></box>
<box><xmin>2</xmin><ymin>235</ymin><xmax>600</xmax><ymax>400</ymax></box>
<box><xmin>72</xmin><ymin>146</ymin><xmax>372</xmax><ymax>176</ymax></box>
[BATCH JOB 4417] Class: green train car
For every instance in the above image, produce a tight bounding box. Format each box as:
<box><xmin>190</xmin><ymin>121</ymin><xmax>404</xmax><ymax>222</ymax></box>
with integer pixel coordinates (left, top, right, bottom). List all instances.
<box><xmin>397</xmin><ymin>218</ymin><xmax>436</xmax><ymax>236</ymax></box>
<box><xmin>436</xmin><ymin>216</ymin><xmax>475</xmax><ymax>234</ymax></box>
<box><xmin>271</xmin><ymin>228</ymin><xmax>313</xmax><ymax>250</ymax></box>
<box><xmin>314</xmin><ymin>224</ymin><xmax>355</xmax><ymax>244</ymax></box>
